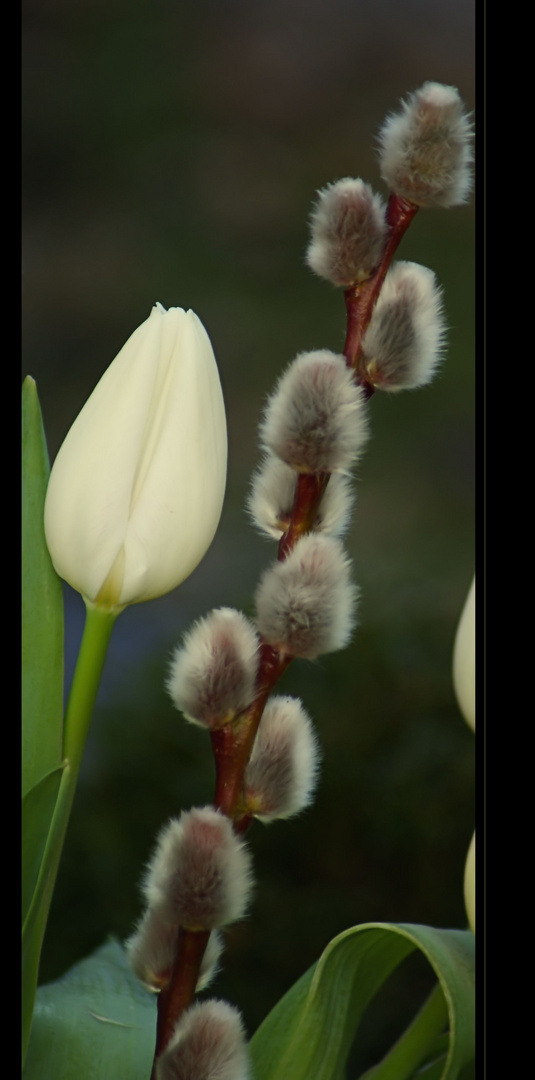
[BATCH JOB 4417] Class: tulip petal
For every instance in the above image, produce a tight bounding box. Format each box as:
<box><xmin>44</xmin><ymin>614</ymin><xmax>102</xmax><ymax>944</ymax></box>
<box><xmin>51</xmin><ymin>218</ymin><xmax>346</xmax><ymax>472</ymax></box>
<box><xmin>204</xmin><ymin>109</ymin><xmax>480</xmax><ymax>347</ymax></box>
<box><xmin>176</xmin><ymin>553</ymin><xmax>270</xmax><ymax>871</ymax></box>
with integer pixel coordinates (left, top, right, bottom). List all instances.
<box><xmin>452</xmin><ymin>576</ymin><xmax>475</xmax><ymax>732</ymax></box>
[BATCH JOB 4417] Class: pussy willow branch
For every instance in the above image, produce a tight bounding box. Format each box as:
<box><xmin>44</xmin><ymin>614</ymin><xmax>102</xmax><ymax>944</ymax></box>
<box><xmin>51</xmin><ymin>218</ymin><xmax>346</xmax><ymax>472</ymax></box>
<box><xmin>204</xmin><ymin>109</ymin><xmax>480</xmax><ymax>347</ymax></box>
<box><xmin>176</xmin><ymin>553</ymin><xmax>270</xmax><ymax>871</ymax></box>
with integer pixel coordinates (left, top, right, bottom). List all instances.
<box><xmin>152</xmin><ymin>193</ymin><xmax>420</xmax><ymax>1068</ymax></box>
<box><xmin>344</xmin><ymin>194</ymin><xmax>419</xmax><ymax>373</ymax></box>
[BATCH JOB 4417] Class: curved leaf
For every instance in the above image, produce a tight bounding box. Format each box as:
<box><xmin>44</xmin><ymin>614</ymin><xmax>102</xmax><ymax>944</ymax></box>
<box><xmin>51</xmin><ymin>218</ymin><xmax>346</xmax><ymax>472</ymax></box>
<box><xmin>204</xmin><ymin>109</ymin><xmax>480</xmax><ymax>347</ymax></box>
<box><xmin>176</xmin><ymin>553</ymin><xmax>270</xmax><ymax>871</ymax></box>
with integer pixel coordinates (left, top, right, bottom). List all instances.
<box><xmin>22</xmin><ymin>765</ymin><xmax>65</xmax><ymax>927</ymax></box>
<box><xmin>23</xmin><ymin>939</ymin><xmax>157</xmax><ymax>1080</ymax></box>
<box><xmin>249</xmin><ymin>923</ymin><xmax>475</xmax><ymax>1080</ymax></box>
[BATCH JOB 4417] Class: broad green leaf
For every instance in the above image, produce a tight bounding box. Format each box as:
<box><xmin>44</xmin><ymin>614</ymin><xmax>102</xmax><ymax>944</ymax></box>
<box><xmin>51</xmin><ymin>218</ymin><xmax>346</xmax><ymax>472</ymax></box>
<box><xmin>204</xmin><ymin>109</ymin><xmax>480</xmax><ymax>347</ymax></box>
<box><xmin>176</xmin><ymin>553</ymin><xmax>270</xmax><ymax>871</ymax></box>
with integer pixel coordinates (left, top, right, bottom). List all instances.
<box><xmin>249</xmin><ymin>923</ymin><xmax>475</xmax><ymax>1080</ymax></box>
<box><xmin>22</xmin><ymin>765</ymin><xmax>65</xmax><ymax>926</ymax></box>
<box><xmin>22</xmin><ymin>376</ymin><xmax>64</xmax><ymax>798</ymax></box>
<box><xmin>23</xmin><ymin>939</ymin><xmax>157</xmax><ymax>1080</ymax></box>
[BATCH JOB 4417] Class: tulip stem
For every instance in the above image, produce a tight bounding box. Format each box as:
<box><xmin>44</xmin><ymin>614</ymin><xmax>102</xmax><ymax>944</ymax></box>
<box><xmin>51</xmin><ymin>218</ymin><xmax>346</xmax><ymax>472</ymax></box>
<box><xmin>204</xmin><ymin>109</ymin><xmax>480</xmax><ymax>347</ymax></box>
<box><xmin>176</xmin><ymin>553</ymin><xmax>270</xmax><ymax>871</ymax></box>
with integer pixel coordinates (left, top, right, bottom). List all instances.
<box><xmin>62</xmin><ymin>603</ymin><xmax>118</xmax><ymax>772</ymax></box>
<box><xmin>30</xmin><ymin>603</ymin><xmax>118</xmax><ymax>979</ymax></box>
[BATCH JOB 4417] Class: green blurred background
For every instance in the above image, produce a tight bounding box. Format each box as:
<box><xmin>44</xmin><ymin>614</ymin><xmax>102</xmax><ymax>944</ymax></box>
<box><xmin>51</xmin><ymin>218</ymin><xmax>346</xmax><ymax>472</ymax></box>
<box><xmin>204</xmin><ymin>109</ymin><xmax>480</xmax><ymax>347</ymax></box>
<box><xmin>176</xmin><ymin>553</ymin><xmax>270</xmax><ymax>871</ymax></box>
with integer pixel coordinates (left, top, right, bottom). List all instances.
<box><xmin>23</xmin><ymin>0</ymin><xmax>475</xmax><ymax>1071</ymax></box>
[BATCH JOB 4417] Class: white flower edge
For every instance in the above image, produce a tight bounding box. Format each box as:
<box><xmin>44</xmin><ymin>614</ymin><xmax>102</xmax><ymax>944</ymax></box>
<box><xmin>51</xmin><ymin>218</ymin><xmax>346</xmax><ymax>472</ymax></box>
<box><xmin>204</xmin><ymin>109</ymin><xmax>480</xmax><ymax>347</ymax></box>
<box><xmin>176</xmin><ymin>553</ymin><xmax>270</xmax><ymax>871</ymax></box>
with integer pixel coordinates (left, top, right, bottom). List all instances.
<box><xmin>453</xmin><ymin>576</ymin><xmax>475</xmax><ymax>732</ymax></box>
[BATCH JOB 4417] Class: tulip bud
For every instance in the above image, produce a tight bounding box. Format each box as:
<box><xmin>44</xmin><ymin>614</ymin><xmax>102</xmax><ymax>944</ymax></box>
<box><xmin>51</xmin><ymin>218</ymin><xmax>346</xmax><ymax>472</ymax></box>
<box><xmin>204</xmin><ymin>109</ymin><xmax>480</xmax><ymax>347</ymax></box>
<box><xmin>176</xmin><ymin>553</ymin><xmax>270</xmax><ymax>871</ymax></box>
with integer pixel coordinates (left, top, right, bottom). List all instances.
<box><xmin>453</xmin><ymin>577</ymin><xmax>475</xmax><ymax>732</ymax></box>
<box><xmin>142</xmin><ymin>807</ymin><xmax>253</xmax><ymax>931</ymax></box>
<box><xmin>378</xmin><ymin>82</ymin><xmax>473</xmax><ymax>208</ymax></box>
<box><xmin>44</xmin><ymin>304</ymin><xmax>227</xmax><ymax>610</ymax></box>
<box><xmin>156</xmin><ymin>999</ymin><xmax>250</xmax><ymax>1080</ymax></box>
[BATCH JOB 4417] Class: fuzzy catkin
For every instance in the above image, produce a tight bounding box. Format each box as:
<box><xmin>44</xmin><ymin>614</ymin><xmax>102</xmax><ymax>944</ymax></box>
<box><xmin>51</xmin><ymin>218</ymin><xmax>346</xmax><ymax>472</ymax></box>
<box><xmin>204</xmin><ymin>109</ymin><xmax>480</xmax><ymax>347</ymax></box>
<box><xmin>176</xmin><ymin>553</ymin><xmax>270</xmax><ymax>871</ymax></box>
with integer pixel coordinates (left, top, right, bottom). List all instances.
<box><xmin>306</xmin><ymin>178</ymin><xmax>387</xmax><ymax>287</ymax></box>
<box><xmin>156</xmin><ymin>999</ymin><xmax>250</xmax><ymax>1080</ymax></box>
<box><xmin>245</xmin><ymin>696</ymin><xmax>320</xmax><ymax>821</ymax></box>
<box><xmin>142</xmin><ymin>808</ymin><xmax>253</xmax><ymax>931</ymax></box>
<box><xmin>126</xmin><ymin>912</ymin><xmax>223</xmax><ymax>993</ymax></box>
<box><xmin>248</xmin><ymin>456</ymin><xmax>355</xmax><ymax>540</ymax></box>
<box><xmin>378</xmin><ymin>81</ymin><xmax>473</xmax><ymax>208</ymax></box>
<box><xmin>167</xmin><ymin>608</ymin><xmax>259</xmax><ymax>729</ymax></box>
<box><xmin>255</xmin><ymin>533</ymin><xmax>357</xmax><ymax>659</ymax></box>
<box><xmin>260</xmin><ymin>350</ymin><xmax>369</xmax><ymax>474</ymax></box>
<box><xmin>361</xmin><ymin>261</ymin><xmax>445</xmax><ymax>391</ymax></box>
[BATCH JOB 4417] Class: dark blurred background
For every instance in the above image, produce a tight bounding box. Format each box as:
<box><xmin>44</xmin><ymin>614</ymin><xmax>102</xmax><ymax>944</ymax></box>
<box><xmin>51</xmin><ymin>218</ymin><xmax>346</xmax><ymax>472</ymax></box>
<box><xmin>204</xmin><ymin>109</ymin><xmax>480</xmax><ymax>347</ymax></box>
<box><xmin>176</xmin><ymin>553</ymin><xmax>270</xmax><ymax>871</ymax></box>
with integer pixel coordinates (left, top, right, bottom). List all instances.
<box><xmin>23</xmin><ymin>0</ymin><xmax>475</xmax><ymax>1072</ymax></box>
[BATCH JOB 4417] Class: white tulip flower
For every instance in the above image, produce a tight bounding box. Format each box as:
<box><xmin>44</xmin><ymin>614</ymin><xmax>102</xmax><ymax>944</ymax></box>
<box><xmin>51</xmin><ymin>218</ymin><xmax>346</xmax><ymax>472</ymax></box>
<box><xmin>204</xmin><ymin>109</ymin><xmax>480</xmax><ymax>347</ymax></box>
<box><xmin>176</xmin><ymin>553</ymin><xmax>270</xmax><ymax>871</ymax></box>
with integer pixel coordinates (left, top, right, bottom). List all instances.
<box><xmin>464</xmin><ymin>831</ymin><xmax>475</xmax><ymax>933</ymax></box>
<box><xmin>44</xmin><ymin>304</ymin><xmax>227</xmax><ymax>611</ymax></box>
<box><xmin>453</xmin><ymin>576</ymin><xmax>475</xmax><ymax>732</ymax></box>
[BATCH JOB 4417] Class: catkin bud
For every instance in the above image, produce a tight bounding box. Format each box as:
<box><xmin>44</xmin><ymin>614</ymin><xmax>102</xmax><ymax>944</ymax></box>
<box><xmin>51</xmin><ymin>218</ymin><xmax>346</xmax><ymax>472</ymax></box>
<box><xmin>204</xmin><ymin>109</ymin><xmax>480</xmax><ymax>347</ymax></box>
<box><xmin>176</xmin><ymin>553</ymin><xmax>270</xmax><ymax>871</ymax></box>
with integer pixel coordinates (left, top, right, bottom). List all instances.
<box><xmin>167</xmin><ymin>608</ymin><xmax>259</xmax><ymax>729</ymax></box>
<box><xmin>247</xmin><ymin>455</ymin><xmax>355</xmax><ymax>540</ymax></box>
<box><xmin>142</xmin><ymin>808</ymin><xmax>253</xmax><ymax>931</ymax></box>
<box><xmin>378</xmin><ymin>81</ymin><xmax>473</xmax><ymax>208</ymax></box>
<box><xmin>260</xmin><ymin>350</ymin><xmax>369</xmax><ymax>474</ymax></box>
<box><xmin>126</xmin><ymin>912</ymin><xmax>223</xmax><ymax>993</ymax></box>
<box><xmin>126</xmin><ymin>908</ymin><xmax>179</xmax><ymax>991</ymax></box>
<box><xmin>244</xmin><ymin>696</ymin><xmax>320</xmax><ymax>821</ymax></box>
<box><xmin>255</xmin><ymin>533</ymin><xmax>357</xmax><ymax>659</ymax></box>
<box><xmin>306</xmin><ymin>178</ymin><xmax>388</xmax><ymax>287</ymax></box>
<box><xmin>156</xmin><ymin>999</ymin><xmax>250</xmax><ymax>1080</ymax></box>
<box><xmin>360</xmin><ymin>261</ymin><xmax>445</xmax><ymax>391</ymax></box>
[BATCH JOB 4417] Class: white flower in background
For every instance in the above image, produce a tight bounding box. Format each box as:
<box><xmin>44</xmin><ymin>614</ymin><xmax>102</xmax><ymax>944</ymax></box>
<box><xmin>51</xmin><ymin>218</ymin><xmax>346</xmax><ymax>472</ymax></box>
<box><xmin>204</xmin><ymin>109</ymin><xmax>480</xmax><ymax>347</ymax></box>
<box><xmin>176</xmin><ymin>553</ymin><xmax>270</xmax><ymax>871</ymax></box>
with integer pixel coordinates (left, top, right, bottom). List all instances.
<box><xmin>453</xmin><ymin>576</ymin><xmax>476</xmax><ymax>933</ymax></box>
<box><xmin>464</xmin><ymin>831</ymin><xmax>475</xmax><ymax>934</ymax></box>
<box><xmin>453</xmin><ymin>576</ymin><xmax>475</xmax><ymax>732</ymax></box>
<box><xmin>44</xmin><ymin>304</ymin><xmax>227</xmax><ymax>610</ymax></box>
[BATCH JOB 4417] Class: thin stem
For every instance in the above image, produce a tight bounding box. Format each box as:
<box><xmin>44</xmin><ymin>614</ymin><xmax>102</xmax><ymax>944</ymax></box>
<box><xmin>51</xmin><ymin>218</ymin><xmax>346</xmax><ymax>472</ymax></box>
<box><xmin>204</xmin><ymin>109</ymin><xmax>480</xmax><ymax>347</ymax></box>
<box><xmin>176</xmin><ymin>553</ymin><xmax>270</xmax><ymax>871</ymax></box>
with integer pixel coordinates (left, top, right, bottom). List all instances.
<box><xmin>23</xmin><ymin>602</ymin><xmax>117</xmax><ymax>1025</ymax></box>
<box><xmin>211</xmin><ymin>643</ymin><xmax>291</xmax><ymax>817</ymax></box>
<box><xmin>357</xmin><ymin>982</ymin><xmax>448</xmax><ymax>1080</ymax></box>
<box><xmin>278</xmin><ymin>472</ymin><xmax>330</xmax><ymax>559</ymax></box>
<box><xmin>344</xmin><ymin>194</ymin><xmax>419</xmax><ymax>376</ymax></box>
<box><xmin>62</xmin><ymin>603</ymin><xmax>118</xmax><ymax>771</ymax></box>
<box><xmin>152</xmin><ymin>929</ymin><xmax>211</xmax><ymax>1071</ymax></box>
<box><xmin>50</xmin><ymin>602</ymin><xmax>117</xmax><ymax>894</ymax></box>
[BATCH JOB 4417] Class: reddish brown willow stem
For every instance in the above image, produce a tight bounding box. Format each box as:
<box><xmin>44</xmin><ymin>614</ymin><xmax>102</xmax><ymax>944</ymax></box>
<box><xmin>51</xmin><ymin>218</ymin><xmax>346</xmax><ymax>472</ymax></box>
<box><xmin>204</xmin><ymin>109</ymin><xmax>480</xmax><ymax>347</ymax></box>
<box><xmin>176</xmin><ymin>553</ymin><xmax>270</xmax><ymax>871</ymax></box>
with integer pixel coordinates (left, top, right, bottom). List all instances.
<box><xmin>151</xmin><ymin>928</ymin><xmax>211</xmax><ymax>1077</ymax></box>
<box><xmin>152</xmin><ymin>188</ymin><xmax>420</xmax><ymax>1070</ymax></box>
<box><xmin>343</xmin><ymin>193</ymin><xmax>419</xmax><ymax>376</ymax></box>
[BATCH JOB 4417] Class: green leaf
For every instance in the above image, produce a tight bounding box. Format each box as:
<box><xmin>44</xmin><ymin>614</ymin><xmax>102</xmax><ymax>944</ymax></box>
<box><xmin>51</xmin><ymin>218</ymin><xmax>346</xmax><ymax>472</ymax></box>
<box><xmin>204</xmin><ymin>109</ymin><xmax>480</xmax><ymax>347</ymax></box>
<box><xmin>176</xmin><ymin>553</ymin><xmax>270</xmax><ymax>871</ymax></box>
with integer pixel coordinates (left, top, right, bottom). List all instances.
<box><xmin>22</xmin><ymin>376</ymin><xmax>64</xmax><ymax>798</ymax></box>
<box><xmin>22</xmin><ymin>765</ymin><xmax>65</xmax><ymax>927</ymax></box>
<box><xmin>22</xmin><ymin>377</ymin><xmax>65</xmax><ymax>1063</ymax></box>
<box><xmin>249</xmin><ymin>922</ymin><xmax>475</xmax><ymax>1080</ymax></box>
<box><xmin>23</xmin><ymin>939</ymin><xmax>157</xmax><ymax>1080</ymax></box>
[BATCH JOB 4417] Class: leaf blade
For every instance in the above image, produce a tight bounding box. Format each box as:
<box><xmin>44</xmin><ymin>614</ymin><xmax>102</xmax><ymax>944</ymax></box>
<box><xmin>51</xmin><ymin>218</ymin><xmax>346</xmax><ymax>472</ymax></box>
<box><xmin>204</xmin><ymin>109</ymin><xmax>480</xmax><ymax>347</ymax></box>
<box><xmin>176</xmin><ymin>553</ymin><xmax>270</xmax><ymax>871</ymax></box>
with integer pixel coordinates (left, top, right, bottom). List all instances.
<box><xmin>22</xmin><ymin>765</ymin><xmax>65</xmax><ymax>927</ymax></box>
<box><xmin>22</xmin><ymin>376</ymin><xmax>64</xmax><ymax>797</ymax></box>
<box><xmin>249</xmin><ymin>922</ymin><xmax>475</xmax><ymax>1080</ymax></box>
<box><xmin>23</xmin><ymin>940</ymin><xmax>157</xmax><ymax>1080</ymax></box>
